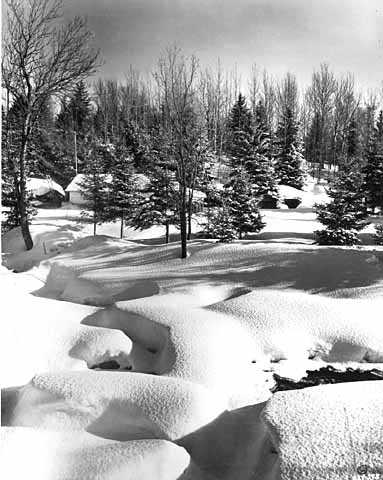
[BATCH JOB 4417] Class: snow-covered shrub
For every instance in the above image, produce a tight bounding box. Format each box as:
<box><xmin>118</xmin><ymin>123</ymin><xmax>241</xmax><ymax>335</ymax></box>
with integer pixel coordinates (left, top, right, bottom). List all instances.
<box><xmin>374</xmin><ymin>224</ymin><xmax>383</xmax><ymax>245</ymax></box>
<box><xmin>315</xmin><ymin>164</ymin><xmax>368</xmax><ymax>245</ymax></box>
<box><xmin>315</xmin><ymin>228</ymin><xmax>360</xmax><ymax>246</ymax></box>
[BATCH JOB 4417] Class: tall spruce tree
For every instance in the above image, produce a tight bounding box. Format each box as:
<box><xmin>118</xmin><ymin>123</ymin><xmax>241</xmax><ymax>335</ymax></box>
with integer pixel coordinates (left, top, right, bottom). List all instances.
<box><xmin>205</xmin><ymin>168</ymin><xmax>265</xmax><ymax>242</ymax></box>
<box><xmin>226</xmin><ymin>93</ymin><xmax>253</xmax><ymax>167</ymax></box>
<box><xmin>79</xmin><ymin>144</ymin><xmax>110</xmax><ymax>235</ymax></box>
<box><xmin>132</xmin><ymin>167</ymin><xmax>177</xmax><ymax>244</ymax></box>
<box><xmin>108</xmin><ymin>145</ymin><xmax>137</xmax><ymax>238</ymax></box>
<box><xmin>315</xmin><ymin>163</ymin><xmax>368</xmax><ymax>245</ymax></box>
<box><xmin>274</xmin><ymin>106</ymin><xmax>306</xmax><ymax>189</ymax></box>
<box><xmin>363</xmin><ymin>113</ymin><xmax>383</xmax><ymax>213</ymax></box>
<box><xmin>246</xmin><ymin>101</ymin><xmax>278</xmax><ymax>199</ymax></box>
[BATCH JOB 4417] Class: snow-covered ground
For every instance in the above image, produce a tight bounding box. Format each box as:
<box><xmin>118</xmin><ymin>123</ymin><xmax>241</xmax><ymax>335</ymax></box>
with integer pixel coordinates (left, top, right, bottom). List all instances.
<box><xmin>2</xmin><ymin>197</ymin><xmax>383</xmax><ymax>479</ymax></box>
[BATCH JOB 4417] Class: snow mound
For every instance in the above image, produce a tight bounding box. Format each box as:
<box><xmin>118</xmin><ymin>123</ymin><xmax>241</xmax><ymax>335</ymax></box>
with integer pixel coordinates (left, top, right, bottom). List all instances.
<box><xmin>1</xmin><ymin>271</ymin><xmax>134</xmax><ymax>387</ymax></box>
<box><xmin>0</xmin><ymin>428</ymin><xmax>190</xmax><ymax>480</ymax></box>
<box><xmin>95</xmin><ymin>297</ymin><xmax>270</xmax><ymax>408</ymax></box>
<box><xmin>209</xmin><ymin>289</ymin><xmax>383</xmax><ymax>362</ymax></box>
<box><xmin>262</xmin><ymin>381</ymin><xmax>383</xmax><ymax>479</ymax></box>
<box><xmin>11</xmin><ymin>371</ymin><xmax>226</xmax><ymax>441</ymax></box>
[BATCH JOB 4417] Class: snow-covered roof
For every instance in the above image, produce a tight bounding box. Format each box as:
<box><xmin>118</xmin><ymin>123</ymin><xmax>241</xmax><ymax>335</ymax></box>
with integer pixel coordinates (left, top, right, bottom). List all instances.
<box><xmin>66</xmin><ymin>173</ymin><xmax>150</xmax><ymax>192</ymax></box>
<box><xmin>27</xmin><ymin>177</ymin><xmax>65</xmax><ymax>197</ymax></box>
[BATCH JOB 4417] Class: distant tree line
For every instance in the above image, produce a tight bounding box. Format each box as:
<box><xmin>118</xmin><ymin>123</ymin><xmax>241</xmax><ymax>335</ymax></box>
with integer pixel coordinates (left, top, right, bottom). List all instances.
<box><xmin>2</xmin><ymin>0</ymin><xmax>383</xmax><ymax>253</ymax></box>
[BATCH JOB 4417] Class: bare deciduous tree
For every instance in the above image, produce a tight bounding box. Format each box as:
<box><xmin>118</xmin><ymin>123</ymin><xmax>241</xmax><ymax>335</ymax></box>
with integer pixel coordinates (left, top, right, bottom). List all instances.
<box><xmin>2</xmin><ymin>0</ymin><xmax>100</xmax><ymax>249</ymax></box>
<box><xmin>154</xmin><ymin>46</ymin><xmax>199</xmax><ymax>258</ymax></box>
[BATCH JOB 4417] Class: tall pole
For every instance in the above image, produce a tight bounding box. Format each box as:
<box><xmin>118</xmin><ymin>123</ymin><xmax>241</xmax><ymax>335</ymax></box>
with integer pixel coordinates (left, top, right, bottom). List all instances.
<box><xmin>74</xmin><ymin>130</ymin><xmax>78</xmax><ymax>174</ymax></box>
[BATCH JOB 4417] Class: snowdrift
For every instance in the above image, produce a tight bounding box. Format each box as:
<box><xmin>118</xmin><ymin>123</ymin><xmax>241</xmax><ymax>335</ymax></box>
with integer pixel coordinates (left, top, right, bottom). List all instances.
<box><xmin>0</xmin><ymin>428</ymin><xmax>190</xmax><ymax>480</ymax></box>
<box><xmin>262</xmin><ymin>381</ymin><xmax>383</xmax><ymax>480</ymax></box>
<box><xmin>10</xmin><ymin>371</ymin><xmax>226</xmax><ymax>441</ymax></box>
<box><xmin>210</xmin><ymin>289</ymin><xmax>383</xmax><ymax>362</ymax></box>
<box><xmin>0</xmin><ymin>270</ymin><xmax>134</xmax><ymax>387</ymax></box>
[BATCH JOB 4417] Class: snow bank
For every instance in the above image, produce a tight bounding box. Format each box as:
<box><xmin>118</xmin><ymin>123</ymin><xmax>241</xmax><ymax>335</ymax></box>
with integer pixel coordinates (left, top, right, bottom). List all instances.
<box><xmin>11</xmin><ymin>371</ymin><xmax>226</xmax><ymax>441</ymax></box>
<box><xmin>88</xmin><ymin>297</ymin><xmax>270</xmax><ymax>408</ymax></box>
<box><xmin>210</xmin><ymin>289</ymin><xmax>383</xmax><ymax>362</ymax></box>
<box><xmin>1</xmin><ymin>270</ymin><xmax>133</xmax><ymax>387</ymax></box>
<box><xmin>0</xmin><ymin>428</ymin><xmax>190</xmax><ymax>480</ymax></box>
<box><xmin>262</xmin><ymin>381</ymin><xmax>383</xmax><ymax>479</ymax></box>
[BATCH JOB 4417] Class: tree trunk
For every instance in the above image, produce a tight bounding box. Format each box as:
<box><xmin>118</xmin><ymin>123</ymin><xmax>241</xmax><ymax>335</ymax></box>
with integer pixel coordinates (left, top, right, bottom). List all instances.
<box><xmin>187</xmin><ymin>201</ymin><xmax>192</xmax><ymax>240</ymax></box>
<box><xmin>93</xmin><ymin>211</ymin><xmax>97</xmax><ymax>236</ymax></box>
<box><xmin>165</xmin><ymin>222</ymin><xmax>169</xmax><ymax>244</ymax></box>
<box><xmin>17</xmin><ymin>128</ymin><xmax>33</xmax><ymax>251</ymax></box>
<box><xmin>120</xmin><ymin>210</ymin><xmax>124</xmax><ymax>239</ymax></box>
<box><xmin>180</xmin><ymin>186</ymin><xmax>188</xmax><ymax>259</ymax></box>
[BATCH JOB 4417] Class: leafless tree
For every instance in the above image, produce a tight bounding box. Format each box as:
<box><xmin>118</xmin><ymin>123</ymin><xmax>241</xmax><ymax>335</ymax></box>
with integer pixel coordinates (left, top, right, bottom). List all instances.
<box><xmin>2</xmin><ymin>0</ymin><xmax>100</xmax><ymax>249</ymax></box>
<box><xmin>154</xmin><ymin>46</ymin><xmax>199</xmax><ymax>258</ymax></box>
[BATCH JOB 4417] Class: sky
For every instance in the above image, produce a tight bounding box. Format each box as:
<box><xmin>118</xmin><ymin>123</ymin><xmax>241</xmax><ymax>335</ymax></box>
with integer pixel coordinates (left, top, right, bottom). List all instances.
<box><xmin>63</xmin><ymin>0</ymin><xmax>383</xmax><ymax>92</ymax></box>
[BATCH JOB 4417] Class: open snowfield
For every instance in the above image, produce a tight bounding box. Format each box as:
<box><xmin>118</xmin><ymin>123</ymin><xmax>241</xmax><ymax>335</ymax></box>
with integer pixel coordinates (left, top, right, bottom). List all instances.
<box><xmin>2</xmin><ymin>201</ymin><xmax>383</xmax><ymax>479</ymax></box>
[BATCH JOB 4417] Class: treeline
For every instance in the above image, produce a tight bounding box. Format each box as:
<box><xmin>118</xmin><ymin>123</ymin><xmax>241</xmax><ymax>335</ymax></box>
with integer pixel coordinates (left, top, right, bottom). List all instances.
<box><xmin>2</xmin><ymin>0</ymin><xmax>383</xmax><ymax>254</ymax></box>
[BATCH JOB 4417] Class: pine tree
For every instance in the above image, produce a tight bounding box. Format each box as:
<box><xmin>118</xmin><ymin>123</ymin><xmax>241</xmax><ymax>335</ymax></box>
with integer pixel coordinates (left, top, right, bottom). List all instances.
<box><xmin>224</xmin><ymin>169</ymin><xmax>265</xmax><ymax>239</ymax></box>
<box><xmin>132</xmin><ymin>167</ymin><xmax>177</xmax><ymax>243</ymax></box>
<box><xmin>203</xmin><ymin>202</ymin><xmax>237</xmax><ymax>243</ymax></box>
<box><xmin>315</xmin><ymin>163</ymin><xmax>368</xmax><ymax>245</ymax></box>
<box><xmin>2</xmin><ymin>99</ymin><xmax>36</xmax><ymax>233</ymax></box>
<box><xmin>346</xmin><ymin>115</ymin><xmax>359</xmax><ymax>162</ymax></box>
<box><xmin>245</xmin><ymin>100</ymin><xmax>279</xmax><ymax>199</ymax></box>
<box><xmin>226</xmin><ymin>93</ymin><xmax>253</xmax><ymax>167</ymax></box>
<box><xmin>79</xmin><ymin>145</ymin><xmax>110</xmax><ymax>235</ymax></box>
<box><xmin>274</xmin><ymin>107</ymin><xmax>306</xmax><ymax>189</ymax></box>
<box><xmin>108</xmin><ymin>145</ymin><xmax>137</xmax><ymax>238</ymax></box>
<box><xmin>363</xmin><ymin>115</ymin><xmax>383</xmax><ymax>213</ymax></box>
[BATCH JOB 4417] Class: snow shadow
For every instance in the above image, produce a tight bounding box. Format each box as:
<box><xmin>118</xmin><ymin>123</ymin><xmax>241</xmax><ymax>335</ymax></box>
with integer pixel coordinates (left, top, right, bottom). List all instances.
<box><xmin>81</xmin><ymin>307</ymin><xmax>175</xmax><ymax>375</ymax></box>
<box><xmin>177</xmin><ymin>401</ymin><xmax>277</xmax><ymax>480</ymax></box>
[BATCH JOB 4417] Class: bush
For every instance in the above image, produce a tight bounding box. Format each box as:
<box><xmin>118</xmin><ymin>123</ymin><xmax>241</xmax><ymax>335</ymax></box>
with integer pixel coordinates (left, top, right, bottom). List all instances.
<box><xmin>374</xmin><ymin>224</ymin><xmax>383</xmax><ymax>245</ymax></box>
<box><xmin>315</xmin><ymin>228</ymin><xmax>360</xmax><ymax>246</ymax></box>
<box><xmin>284</xmin><ymin>198</ymin><xmax>301</xmax><ymax>209</ymax></box>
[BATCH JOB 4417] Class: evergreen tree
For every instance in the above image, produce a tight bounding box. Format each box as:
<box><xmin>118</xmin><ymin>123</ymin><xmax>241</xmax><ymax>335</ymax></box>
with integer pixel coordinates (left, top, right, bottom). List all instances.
<box><xmin>79</xmin><ymin>145</ymin><xmax>110</xmax><ymax>235</ymax></box>
<box><xmin>226</xmin><ymin>93</ymin><xmax>253</xmax><ymax>167</ymax></box>
<box><xmin>315</xmin><ymin>163</ymin><xmax>368</xmax><ymax>245</ymax></box>
<box><xmin>363</xmin><ymin>116</ymin><xmax>383</xmax><ymax>213</ymax></box>
<box><xmin>2</xmin><ymin>98</ymin><xmax>36</xmax><ymax>233</ymax></box>
<box><xmin>244</xmin><ymin>100</ymin><xmax>279</xmax><ymax>199</ymax></box>
<box><xmin>346</xmin><ymin>114</ymin><xmax>359</xmax><ymax>161</ymax></box>
<box><xmin>108</xmin><ymin>145</ymin><xmax>137</xmax><ymax>238</ymax></box>
<box><xmin>132</xmin><ymin>167</ymin><xmax>177</xmax><ymax>243</ymax></box>
<box><xmin>274</xmin><ymin>106</ymin><xmax>306</xmax><ymax>189</ymax></box>
<box><xmin>224</xmin><ymin>169</ymin><xmax>265</xmax><ymax>239</ymax></box>
<box><xmin>203</xmin><ymin>202</ymin><xmax>237</xmax><ymax>243</ymax></box>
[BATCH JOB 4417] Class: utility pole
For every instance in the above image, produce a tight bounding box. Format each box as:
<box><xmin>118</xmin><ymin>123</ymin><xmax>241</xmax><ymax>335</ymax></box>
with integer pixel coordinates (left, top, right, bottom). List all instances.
<box><xmin>74</xmin><ymin>130</ymin><xmax>78</xmax><ymax>174</ymax></box>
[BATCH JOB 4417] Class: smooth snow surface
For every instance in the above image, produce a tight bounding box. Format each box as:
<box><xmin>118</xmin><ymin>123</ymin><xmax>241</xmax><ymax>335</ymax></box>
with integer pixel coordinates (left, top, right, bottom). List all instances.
<box><xmin>11</xmin><ymin>371</ymin><xmax>226</xmax><ymax>440</ymax></box>
<box><xmin>263</xmin><ymin>381</ymin><xmax>383</xmax><ymax>480</ymax></box>
<box><xmin>0</xmin><ymin>428</ymin><xmax>190</xmax><ymax>480</ymax></box>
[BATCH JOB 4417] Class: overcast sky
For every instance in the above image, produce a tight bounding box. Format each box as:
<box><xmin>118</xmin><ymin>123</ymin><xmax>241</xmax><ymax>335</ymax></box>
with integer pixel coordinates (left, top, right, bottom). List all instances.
<box><xmin>63</xmin><ymin>0</ymin><xmax>383</xmax><ymax>92</ymax></box>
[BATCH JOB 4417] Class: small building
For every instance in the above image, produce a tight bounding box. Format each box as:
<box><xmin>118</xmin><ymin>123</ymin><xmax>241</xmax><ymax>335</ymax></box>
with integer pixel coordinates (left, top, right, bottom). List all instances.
<box><xmin>65</xmin><ymin>174</ymin><xmax>89</xmax><ymax>205</ymax></box>
<box><xmin>27</xmin><ymin>177</ymin><xmax>65</xmax><ymax>208</ymax></box>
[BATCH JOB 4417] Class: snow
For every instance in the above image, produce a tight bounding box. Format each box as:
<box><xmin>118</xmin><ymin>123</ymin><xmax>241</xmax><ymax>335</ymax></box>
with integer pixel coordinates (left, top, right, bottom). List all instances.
<box><xmin>262</xmin><ymin>381</ymin><xmax>383</xmax><ymax>480</ymax></box>
<box><xmin>209</xmin><ymin>289</ymin><xmax>383</xmax><ymax>362</ymax></box>
<box><xmin>2</xmin><ymin>191</ymin><xmax>383</xmax><ymax>479</ymax></box>
<box><xmin>0</xmin><ymin>428</ymin><xmax>190</xmax><ymax>480</ymax></box>
<box><xmin>0</xmin><ymin>269</ymin><xmax>134</xmax><ymax>387</ymax></box>
<box><xmin>27</xmin><ymin>177</ymin><xmax>65</xmax><ymax>197</ymax></box>
<box><xmin>11</xmin><ymin>371</ymin><xmax>226</xmax><ymax>441</ymax></box>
